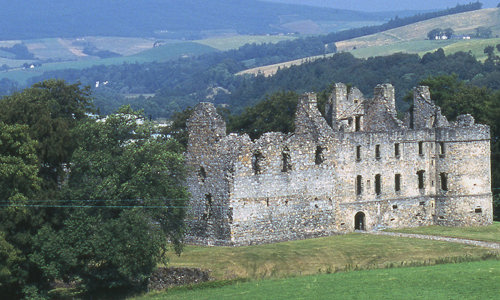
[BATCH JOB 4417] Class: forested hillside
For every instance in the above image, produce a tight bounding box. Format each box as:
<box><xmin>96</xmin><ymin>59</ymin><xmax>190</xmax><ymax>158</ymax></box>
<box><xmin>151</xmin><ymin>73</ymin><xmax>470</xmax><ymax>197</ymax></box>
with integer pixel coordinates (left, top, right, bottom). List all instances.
<box><xmin>0</xmin><ymin>0</ymin><xmax>385</xmax><ymax>40</ymax></box>
<box><xmin>26</xmin><ymin>44</ymin><xmax>500</xmax><ymax>119</ymax></box>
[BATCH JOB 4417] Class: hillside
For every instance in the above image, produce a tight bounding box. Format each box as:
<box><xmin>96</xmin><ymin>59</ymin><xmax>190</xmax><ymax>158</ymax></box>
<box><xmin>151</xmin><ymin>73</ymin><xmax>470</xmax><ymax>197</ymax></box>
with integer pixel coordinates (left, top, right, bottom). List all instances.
<box><xmin>336</xmin><ymin>8</ymin><xmax>500</xmax><ymax>51</ymax></box>
<box><xmin>239</xmin><ymin>8</ymin><xmax>500</xmax><ymax>76</ymax></box>
<box><xmin>0</xmin><ymin>0</ymin><xmax>388</xmax><ymax>40</ymax></box>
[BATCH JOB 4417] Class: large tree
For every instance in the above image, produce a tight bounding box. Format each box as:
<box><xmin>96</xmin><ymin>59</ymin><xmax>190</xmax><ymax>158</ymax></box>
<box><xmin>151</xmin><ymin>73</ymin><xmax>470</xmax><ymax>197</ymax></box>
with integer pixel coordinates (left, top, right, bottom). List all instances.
<box><xmin>31</xmin><ymin>106</ymin><xmax>188</xmax><ymax>295</ymax></box>
<box><xmin>0</xmin><ymin>79</ymin><xmax>93</xmax><ymax>195</ymax></box>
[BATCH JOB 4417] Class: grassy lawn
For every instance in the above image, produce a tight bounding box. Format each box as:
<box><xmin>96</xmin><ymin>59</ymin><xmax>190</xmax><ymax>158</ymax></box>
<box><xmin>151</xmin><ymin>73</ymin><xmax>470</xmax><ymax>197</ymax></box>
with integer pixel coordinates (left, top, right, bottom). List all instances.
<box><xmin>138</xmin><ymin>260</ymin><xmax>500</xmax><ymax>299</ymax></box>
<box><xmin>386</xmin><ymin>222</ymin><xmax>500</xmax><ymax>243</ymax></box>
<box><xmin>169</xmin><ymin>233</ymin><xmax>497</xmax><ymax>280</ymax></box>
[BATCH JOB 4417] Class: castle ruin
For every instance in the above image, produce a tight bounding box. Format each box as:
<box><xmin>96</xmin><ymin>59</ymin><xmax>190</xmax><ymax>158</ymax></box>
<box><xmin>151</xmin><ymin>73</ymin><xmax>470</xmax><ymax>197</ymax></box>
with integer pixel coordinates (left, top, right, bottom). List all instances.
<box><xmin>185</xmin><ymin>83</ymin><xmax>493</xmax><ymax>246</ymax></box>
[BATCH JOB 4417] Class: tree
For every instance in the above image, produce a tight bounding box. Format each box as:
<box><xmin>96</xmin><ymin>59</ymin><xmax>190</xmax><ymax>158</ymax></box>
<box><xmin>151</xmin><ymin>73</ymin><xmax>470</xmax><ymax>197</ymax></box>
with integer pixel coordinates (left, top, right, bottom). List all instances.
<box><xmin>227</xmin><ymin>91</ymin><xmax>299</xmax><ymax>139</ymax></box>
<box><xmin>0</xmin><ymin>79</ymin><xmax>93</xmax><ymax>195</ymax></box>
<box><xmin>475</xmin><ymin>26</ymin><xmax>492</xmax><ymax>38</ymax></box>
<box><xmin>444</xmin><ymin>28</ymin><xmax>454</xmax><ymax>38</ymax></box>
<box><xmin>0</xmin><ymin>123</ymin><xmax>41</xmax><ymax>298</ymax></box>
<box><xmin>427</xmin><ymin>28</ymin><xmax>443</xmax><ymax>40</ymax></box>
<box><xmin>31</xmin><ymin>106</ymin><xmax>188</xmax><ymax>294</ymax></box>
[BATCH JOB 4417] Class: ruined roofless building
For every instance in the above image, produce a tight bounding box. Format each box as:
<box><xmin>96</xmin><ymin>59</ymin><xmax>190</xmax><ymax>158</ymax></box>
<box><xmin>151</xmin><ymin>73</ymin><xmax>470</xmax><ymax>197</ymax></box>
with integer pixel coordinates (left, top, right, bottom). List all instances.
<box><xmin>185</xmin><ymin>83</ymin><xmax>493</xmax><ymax>246</ymax></box>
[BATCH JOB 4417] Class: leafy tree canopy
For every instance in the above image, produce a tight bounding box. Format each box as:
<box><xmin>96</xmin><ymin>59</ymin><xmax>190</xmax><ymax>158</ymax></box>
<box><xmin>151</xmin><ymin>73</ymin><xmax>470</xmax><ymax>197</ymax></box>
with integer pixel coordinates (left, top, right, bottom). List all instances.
<box><xmin>0</xmin><ymin>79</ymin><xmax>94</xmax><ymax>193</ymax></box>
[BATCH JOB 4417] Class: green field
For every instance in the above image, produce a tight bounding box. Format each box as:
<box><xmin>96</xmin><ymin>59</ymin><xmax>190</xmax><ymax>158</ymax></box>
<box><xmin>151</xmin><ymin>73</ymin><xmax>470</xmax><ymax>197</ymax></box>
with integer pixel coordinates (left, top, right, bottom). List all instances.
<box><xmin>387</xmin><ymin>222</ymin><xmax>500</xmax><ymax>243</ymax></box>
<box><xmin>138</xmin><ymin>260</ymin><xmax>500</xmax><ymax>299</ymax></box>
<box><xmin>168</xmin><ymin>233</ymin><xmax>497</xmax><ymax>280</ymax></box>
<box><xmin>349</xmin><ymin>38</ymin><xmax>500</xmax><ymax>60</ymax></box>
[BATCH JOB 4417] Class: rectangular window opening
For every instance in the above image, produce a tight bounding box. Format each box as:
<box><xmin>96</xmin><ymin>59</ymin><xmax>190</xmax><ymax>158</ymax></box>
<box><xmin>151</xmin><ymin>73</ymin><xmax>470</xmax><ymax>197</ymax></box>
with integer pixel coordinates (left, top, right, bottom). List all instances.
<box><xmin>252</xmin><ymin>151</ymin><xmax>264</xmax><ymax>175</ymax></box>
<box><xmin>440</xmin><ymin>172</ymin><xmax>448</xmax><ymax>191</ymax></box>
<box><xmin>394</xmin><ymin>143</ymin><xmax>400</xmax><ymax>158</ymax></box>
<box><xmin>417</xmin><ymin>170</ymin><xmax>425</xmax><ymax>190</ymax></box>
<box><xmin>375</xmin><ymin>144</ymin><xmax>381</xmax><ymax>160</ymax></box>
<box><xmin>395</xmin><ymin>174</ymin><xmax>401</xmax><ymax>192</ymax></box>
<box><xmin>392</xmin><ymin>204</ymin><xmax>398</xmax><ymax>210</ymax></box>
<box><xmin>418</xmin><ymin>141</ymin><xmax>424</xmax><ymax>156</ymax></box>
<box><xmin>355</xmin><ymin>116</ymin><xmax>361</xmax><ymax>132</ymax></box>
<box><xmin>315</xmin><ymin>146</ymin><xmax>325</xmax><ymax>165</ymax></box>
<box><xmin>439</xmin><ymin>142</ymin><xmax>445</xmax><ymax>157</ymax></box>
<box><xmin>475</xmin><ymin>208</ymin><xmax>482</xmax><ymax>213</ymax></box>
<box><xmin>356</xmin><ymin>175</ymin><xmax>363</xmax><ymax>195</ymax></box>
<box><xmin>356</xmin><ymin>145</ymin><xmax>361</xmax><ymax>161</ymax></box>
<box><xmin>281</xmin><ymin>148</ymin><xmax>292</xmax><ymax>172</ymax></box>
<box><xmin>375</xmin><ymin>174</ymin><xmax>382</xmax><ymax>195</ymax></box>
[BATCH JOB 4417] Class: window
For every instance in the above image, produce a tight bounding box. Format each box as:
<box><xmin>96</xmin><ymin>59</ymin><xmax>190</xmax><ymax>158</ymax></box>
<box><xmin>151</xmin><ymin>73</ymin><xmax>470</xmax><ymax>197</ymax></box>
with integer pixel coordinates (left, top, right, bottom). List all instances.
<box><xmin>475</xmin><ymin>208</ymin><xmax>482</xmax><ymax>213</ymax></box>
<box><xmin>375</xmin><ymin>145</ymin><xmax>381</xmax><ymax>160</ymax></box>
<box><xmin>356</xmin><ymin>175</ymin><xmax>363</xmax><ymax>195</ymax></box>
<box><xmin>198</xmin><ymin>166</ymin><xmax>207</xmax><ymax>183</ymax></box>
<box><xmin>417</xmin><ymin>170</ymin><xmax>425</xmax><ymax>190</ymax></box>
<box><xmin>438</xmin><ymin>142</ymin><xmax>445</xmax><ymax>157</ymax></box>
<box><xmin>355</xmin><ymin>116</ymin><xmax>361</xmax><ymax>132</ymax></box>
<box><xmin>418</xmin><ymin>141</ymin><xmax>424</xmax><ymax>156</ymax></box>
<box><xmin>203</xmin><ymin>194</ymin><xmax>213</xmax><ymax>220</ymax></box>
<box><xmin>392</xmin><ymin>204</ymin><xmax>398</xmax><ymax>210</ymax></box>
<box><xmin>252</xmin><ymin>152</ymin><xmax>264</xmax><ymax>174</ymax></box>
<box><xmin>281</xmin><ymin>147</ymin><xmax>292</xmax><ymax>172</ymax></box>
<box><xmin>394</xmin><ymin>143</ymin><xmax>400</xmax><ymax>158</ymax></box>
<box><xmin>315</xmin><ymin>146</ymin><xmax>325</xmax><ymax>165</ymax></box>
<box><xmin>356</xmin><ymin>146</ymin><xmax>361</xmax><ymax>161</ymax></box>
<box><xmin>440</xmin><ymin>173</ymin><xmax>448</xmax><ymax>191</ymax></box>
<box><xmin>375</xmin><ymin>174</ymin><xmax>381</xmax><ymax>195</ymax></box>
<box><xmin>395</xmin><ymin>174</ymin><xmax>401</xmax><ymax>192</ymax></box>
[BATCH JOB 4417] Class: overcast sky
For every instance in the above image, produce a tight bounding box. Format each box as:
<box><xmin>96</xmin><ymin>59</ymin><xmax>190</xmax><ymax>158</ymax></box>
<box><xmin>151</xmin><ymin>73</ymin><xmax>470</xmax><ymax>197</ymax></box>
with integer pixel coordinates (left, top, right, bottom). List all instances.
<box><xmin>265</xmin><ymin>0</ymin><xmax>499</xmax><ymax>12</ymax></box>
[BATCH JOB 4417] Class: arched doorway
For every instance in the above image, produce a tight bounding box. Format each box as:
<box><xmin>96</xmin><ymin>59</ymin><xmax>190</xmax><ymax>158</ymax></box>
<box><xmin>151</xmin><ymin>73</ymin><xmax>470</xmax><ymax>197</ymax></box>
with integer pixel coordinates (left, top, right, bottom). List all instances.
<box><xmin>354</xmin><ymin>212</ymin><xmax>366</xmax><ymax>231</ymax></box>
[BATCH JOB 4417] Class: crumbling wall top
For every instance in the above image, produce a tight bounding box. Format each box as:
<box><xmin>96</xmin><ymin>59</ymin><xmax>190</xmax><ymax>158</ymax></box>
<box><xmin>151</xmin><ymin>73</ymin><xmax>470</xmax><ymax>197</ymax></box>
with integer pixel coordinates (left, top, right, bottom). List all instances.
<box><xmin>295</xmin><ymin>93</ymin><xmax>333</xmax><ymax>139</ymax></box>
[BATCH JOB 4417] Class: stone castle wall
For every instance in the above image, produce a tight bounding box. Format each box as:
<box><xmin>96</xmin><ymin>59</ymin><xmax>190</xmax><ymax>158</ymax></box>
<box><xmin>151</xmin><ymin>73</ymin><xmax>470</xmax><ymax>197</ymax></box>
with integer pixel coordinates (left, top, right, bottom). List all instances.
<box><xmin>185</xmin><ymin>83</ymin><xmax>492</xmax><ymax>246</ymax></box>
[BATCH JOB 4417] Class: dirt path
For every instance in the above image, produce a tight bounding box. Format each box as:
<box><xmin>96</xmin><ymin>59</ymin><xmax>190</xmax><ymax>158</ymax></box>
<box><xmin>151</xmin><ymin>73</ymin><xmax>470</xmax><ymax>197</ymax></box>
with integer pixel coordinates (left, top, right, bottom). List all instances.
<box><xmin>367</xmin><ymin>231</ymin><xmax>500</xmax><ymax>250</ymax></box>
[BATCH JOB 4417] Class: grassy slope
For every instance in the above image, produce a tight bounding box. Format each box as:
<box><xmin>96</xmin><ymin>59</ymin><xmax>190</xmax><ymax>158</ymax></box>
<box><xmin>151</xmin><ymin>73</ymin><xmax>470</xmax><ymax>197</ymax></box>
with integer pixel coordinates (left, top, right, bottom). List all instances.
<box><xmin>169</xmin><ymin>233</ymin><xmax>496</xmax><ymax>280</ymax></box>
<box><xmin>239</xmin><ymin>8</ymin><xmax>500</xmax><ymax>76</ymax></box>
<box><xmin>336</xmin><ymin>8</ymin><xmax>500</xmax><ymax>52</ymax></box>
<box><xmin>349</xmin><ymin>37</ymin><xmax>500</xmax><ymax>60</ymax></box>
<box><xmin>139</xmin><ymin>260</ymin><xmax>500</xmax><ymax>299</ymax></box>
<box><xmin>387</xmin><ymin>222</ymin><xmax>500</xmax><ymax>243</ymax></box>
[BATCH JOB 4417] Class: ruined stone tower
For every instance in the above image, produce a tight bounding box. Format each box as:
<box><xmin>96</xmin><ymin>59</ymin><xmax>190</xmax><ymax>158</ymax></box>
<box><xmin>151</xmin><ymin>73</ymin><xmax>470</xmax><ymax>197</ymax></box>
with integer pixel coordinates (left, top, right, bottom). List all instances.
<box><xmin>185</xmin><ymin>84</ymin><xmax>493</xmax><ymax>246</ymax></box>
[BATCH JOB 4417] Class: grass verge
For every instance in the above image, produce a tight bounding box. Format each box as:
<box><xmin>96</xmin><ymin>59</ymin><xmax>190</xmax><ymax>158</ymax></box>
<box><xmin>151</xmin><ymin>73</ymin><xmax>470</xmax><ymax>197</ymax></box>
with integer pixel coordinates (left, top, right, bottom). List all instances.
<box><xmin>386</xmin><ymin>222</ymin><xmax>500</xmax><ymax>243</ymax></box>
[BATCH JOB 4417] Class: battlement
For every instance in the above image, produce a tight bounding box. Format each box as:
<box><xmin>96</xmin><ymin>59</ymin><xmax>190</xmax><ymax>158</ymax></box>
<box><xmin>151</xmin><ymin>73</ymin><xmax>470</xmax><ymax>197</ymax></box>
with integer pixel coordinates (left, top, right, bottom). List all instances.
<box><xmin>185</xmin><ymin>84</ymin><xmax>493</xmax><ymax>246</ymax></box>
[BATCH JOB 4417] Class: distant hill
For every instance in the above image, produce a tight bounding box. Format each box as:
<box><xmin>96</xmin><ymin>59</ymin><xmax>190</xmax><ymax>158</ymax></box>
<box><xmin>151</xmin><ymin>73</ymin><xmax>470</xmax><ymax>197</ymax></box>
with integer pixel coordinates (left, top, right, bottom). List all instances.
<box><xmin>240</xmin><ymin>8</ymin><xmax>500</xmax><ymax>76</ymax></box>
<box><xmin>0</xmin><ymin>0</ymin><xmax>389</xmax><ymax>40</ymax></box>
<box><xmin>336</xmin><ymin>8</ymin><xmax>500</xmax><ymax>51</ymax></box>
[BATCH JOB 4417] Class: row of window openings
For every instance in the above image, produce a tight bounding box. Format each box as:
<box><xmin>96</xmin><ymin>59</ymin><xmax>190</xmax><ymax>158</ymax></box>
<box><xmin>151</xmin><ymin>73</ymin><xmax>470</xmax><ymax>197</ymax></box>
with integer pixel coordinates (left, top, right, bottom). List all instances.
<box><xmin>252</xmin><ymin>141</ymin><xmax>447</xmax><ymax>174</ymax></box>
<box><xmin>356</xmin><ymin>142</ymin><xmax>445</xmax><ymax>161</ymax></box>
<box><xmin>356</xmin><ymin>172</ymin><xmax>448</xmax><ymax>195</ymax></box>
<box><xmin>253</xmin><ymin>146</ymin><xmax>325</xmax><ymax>175</ymax></box>
<box><xmin>347</xmin><ymin>116</ymin><xmax>362</xmax><ymax>132</ymax></box>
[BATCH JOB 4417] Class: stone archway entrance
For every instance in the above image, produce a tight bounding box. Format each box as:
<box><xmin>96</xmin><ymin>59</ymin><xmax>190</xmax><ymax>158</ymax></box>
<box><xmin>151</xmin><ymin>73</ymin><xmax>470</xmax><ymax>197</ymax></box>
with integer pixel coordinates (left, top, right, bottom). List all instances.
<box><xmin>354</xmin><ymin>212</ymin><xmax>366</xmax><ymax>231</ymax></box>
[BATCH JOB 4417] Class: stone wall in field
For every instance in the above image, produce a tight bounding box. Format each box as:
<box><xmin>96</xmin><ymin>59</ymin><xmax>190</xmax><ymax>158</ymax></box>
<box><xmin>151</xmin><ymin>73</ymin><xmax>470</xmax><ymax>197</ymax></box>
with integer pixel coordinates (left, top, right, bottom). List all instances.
<box><xmin>185</xmin><ymin>83</ymin><xmax>492</xmax><ymax>246</ymax></box>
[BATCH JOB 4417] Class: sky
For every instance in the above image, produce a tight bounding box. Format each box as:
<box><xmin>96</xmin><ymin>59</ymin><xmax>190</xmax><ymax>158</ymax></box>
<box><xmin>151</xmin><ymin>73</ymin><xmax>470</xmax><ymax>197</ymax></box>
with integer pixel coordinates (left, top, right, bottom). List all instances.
<box><xmin>265</xmin><ymin>0</ymin><xmax>499</xmax><ymax>12</ymax></box>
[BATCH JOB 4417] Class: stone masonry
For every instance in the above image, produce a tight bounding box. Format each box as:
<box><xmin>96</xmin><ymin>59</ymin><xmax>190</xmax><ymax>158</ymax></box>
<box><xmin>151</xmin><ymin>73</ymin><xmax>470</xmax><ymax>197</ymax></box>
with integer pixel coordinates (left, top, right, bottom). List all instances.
<box><xmin>185</xmin><ymin>83</ymin><xmax>493</xmax><ymax>246</ymax></box>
